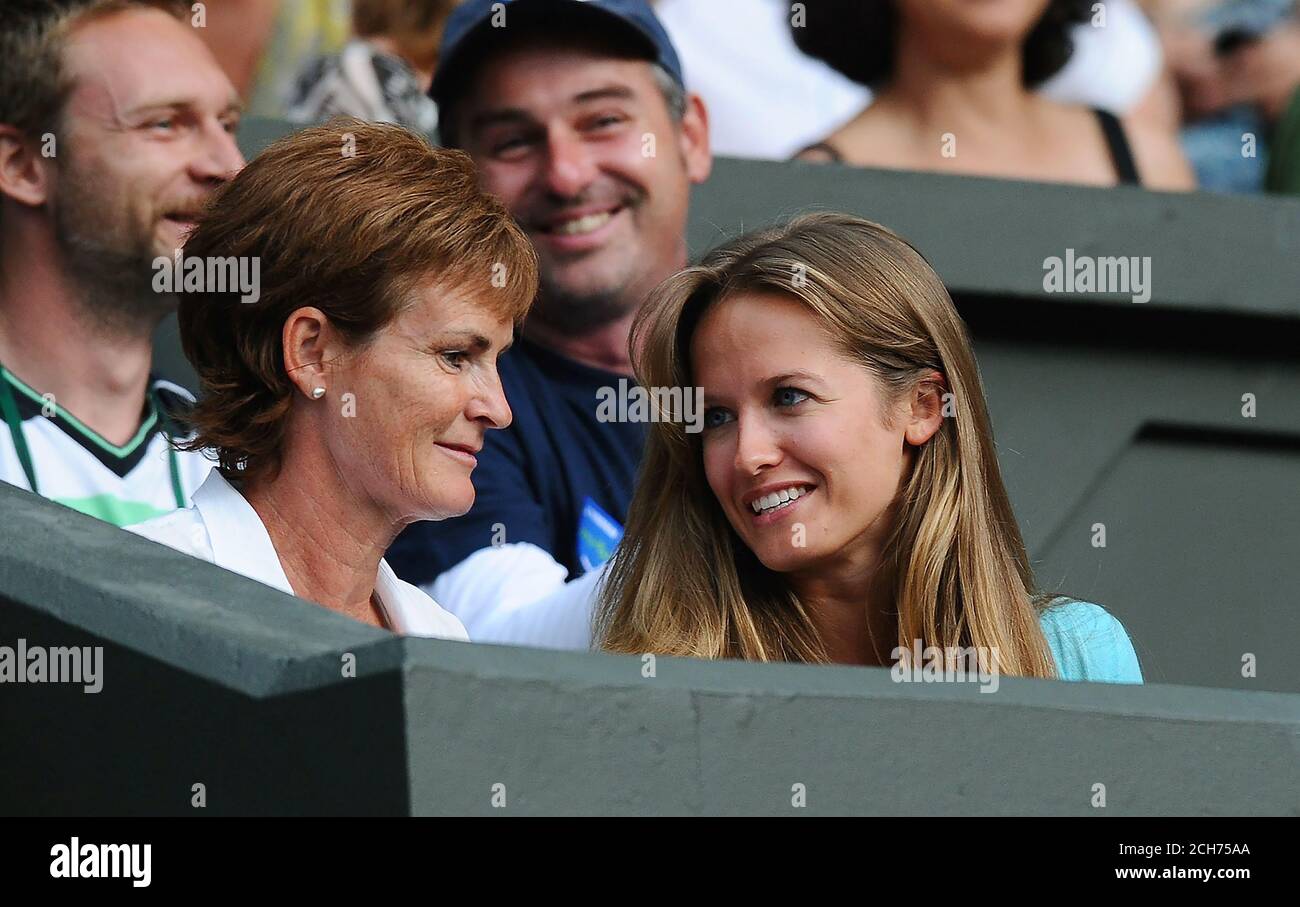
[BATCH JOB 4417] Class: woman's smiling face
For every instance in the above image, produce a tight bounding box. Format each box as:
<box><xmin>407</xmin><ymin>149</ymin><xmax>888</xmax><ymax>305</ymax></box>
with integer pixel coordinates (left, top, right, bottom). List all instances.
<box><xmin>692</xmin><ymin>290</ymin><xmax>930</xmax><ymax>576</ymax></box>
<box><xmin>315</xmin><ymin>277</ymin><xmax>517</xmax><ymax>525</ymax></box>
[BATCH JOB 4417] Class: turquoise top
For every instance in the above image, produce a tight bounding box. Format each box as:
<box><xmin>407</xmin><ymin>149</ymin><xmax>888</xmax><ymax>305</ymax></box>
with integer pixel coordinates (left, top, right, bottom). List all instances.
<box><xmin>1039</xmin><ymin>599</ymin><xmax>1143</xmax><ymax>683</ymax></box>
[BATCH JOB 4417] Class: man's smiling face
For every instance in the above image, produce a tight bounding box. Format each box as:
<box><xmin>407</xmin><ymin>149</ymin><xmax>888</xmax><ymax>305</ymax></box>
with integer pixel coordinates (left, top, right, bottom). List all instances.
<box><xmin>55</xmin><ymin>7</ymin><xmax>244</xmax><ymax>275</ymax></box>
<box><xmin>456</xmin><ymin>36</ymin><xmax>709</xmax><ymax>332</ymax></box>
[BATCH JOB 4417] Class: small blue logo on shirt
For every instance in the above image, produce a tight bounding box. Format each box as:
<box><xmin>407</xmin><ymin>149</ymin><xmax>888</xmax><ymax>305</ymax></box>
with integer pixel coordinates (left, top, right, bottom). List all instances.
<box><xmin>578</xmin><ymin>497</ymin><xmax>623</xmax><ymax>573</ymax></box>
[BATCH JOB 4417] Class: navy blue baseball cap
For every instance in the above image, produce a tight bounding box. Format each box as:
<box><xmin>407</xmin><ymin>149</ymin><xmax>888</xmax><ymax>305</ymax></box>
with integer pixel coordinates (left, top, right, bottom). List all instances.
<box><xmin>430</xmin><ymin>0</ymin><xmax>684</xmax><ymax>109</ymax></box>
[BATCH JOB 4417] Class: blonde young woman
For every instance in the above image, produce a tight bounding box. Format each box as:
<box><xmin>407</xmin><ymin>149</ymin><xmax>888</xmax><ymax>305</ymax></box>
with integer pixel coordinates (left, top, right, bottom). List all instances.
<box><xmin>595</xmin><ymin>213</ymin><xmax>1141</xmax><ymax>681</ymax></box>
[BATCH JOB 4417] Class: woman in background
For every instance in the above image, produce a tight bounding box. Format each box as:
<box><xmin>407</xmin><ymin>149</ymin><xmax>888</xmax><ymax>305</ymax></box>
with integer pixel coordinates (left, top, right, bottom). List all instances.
<box><xmin>597</xmin><ymin>213</ymin><xmax>1141</xmax><ymax>681</ymax></box>
<box><xmin>792</xmin><ymin>0</ymin><xmax>1195</xmax><ymax>190</ymax></box>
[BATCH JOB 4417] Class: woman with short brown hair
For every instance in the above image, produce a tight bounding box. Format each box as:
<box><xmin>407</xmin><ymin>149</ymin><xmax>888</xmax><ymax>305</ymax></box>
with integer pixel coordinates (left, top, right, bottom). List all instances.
<box><xmin>131</xmin><ymin>119</ymin><xmax>538</xmax><ymax>637</ymax></box>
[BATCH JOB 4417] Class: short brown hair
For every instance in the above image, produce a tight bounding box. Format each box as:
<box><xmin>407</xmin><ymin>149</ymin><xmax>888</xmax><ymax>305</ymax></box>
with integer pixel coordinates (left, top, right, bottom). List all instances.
<box><xmin>178</xmin><ymin>118</ymin><xmax>538</xmax><ymax>484</ymax></box>
<box><xmin>0</xmin><ymin>0</ymin><xmax>187</xmax><ymax>139</ymax></box>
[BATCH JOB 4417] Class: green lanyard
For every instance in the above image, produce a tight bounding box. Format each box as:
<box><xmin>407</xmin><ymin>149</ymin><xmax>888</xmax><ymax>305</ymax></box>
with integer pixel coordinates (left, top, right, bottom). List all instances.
<box><xmin>0</xmin><ymin>361</ymin><xmax>185</xmax><ymax>509</ymax></box>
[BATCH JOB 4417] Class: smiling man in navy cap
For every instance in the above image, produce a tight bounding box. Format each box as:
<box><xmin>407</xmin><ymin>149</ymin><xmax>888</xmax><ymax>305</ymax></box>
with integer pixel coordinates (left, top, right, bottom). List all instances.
<box><xmin>387</xmin><ymin>0</ymin><xmax>711</xmax><ymax>645</ymax></box>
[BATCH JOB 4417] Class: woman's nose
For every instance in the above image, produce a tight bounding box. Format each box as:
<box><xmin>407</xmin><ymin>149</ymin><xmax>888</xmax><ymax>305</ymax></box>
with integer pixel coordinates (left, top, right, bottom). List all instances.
<box><xmin>734</xmin><ymin>414</ymin><xmax>782</xmax><ymax>474</ymax></box>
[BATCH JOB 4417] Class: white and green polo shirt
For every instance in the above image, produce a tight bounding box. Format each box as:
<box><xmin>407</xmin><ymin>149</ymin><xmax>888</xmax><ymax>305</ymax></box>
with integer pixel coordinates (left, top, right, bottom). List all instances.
<box><xmin>0</xmin><ymin>366</ymin><xmax>212</xmax><ymax>527</ymax></box>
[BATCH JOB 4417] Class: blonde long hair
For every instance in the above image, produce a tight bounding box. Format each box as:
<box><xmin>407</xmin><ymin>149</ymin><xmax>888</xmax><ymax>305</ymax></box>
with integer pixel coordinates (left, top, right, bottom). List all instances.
<box><xmin>595</xmin><ymin>213</ymin><xmax>1058</xmax><ymax>677</ymax></box>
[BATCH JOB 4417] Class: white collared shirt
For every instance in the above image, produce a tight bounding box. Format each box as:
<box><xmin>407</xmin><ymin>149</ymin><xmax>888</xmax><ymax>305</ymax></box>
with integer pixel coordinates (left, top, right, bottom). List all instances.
<box><xmin>429</xmin><ymin>542</ymin><xmax>605</xmax><ymax>650</ymax></box>
<box><xmin>126</xmin><ymin>470</ymin><xmax>469</xmax><ymax>640</ymax></box>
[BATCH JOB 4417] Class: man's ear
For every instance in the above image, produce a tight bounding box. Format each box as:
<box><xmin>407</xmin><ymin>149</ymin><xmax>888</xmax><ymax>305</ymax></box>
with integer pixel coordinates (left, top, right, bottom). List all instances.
<box><xmin>677</xmin><ymin>92</ymin><xmax>712</xmax><ymax>185</ymax></box>
<box><xmin>282</xmin><ymin>307</ymin><xmax>343</xmax><ymax>400</ymax></box>
<box><xmin>904</xmin><ymin>371</ymin><xmax>948</xmax><ymax>447</ymax></box>
<box><xmin>0</xmin><ymin>125</ymin><xmax>54</xmax><ymax>208</ymax></box>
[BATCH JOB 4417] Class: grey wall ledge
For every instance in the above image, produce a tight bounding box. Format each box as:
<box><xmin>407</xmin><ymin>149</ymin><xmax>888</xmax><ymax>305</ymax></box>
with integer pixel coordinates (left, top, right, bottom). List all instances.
<box><xmin>2</xmin><ymin>482</ymin><xmax>1297</xmax><ymax>816</ymax></box>
<box><xmin>688</xmin><ymin>157</ymin><xmax>1300</xmax><ymax>320</ymax></box>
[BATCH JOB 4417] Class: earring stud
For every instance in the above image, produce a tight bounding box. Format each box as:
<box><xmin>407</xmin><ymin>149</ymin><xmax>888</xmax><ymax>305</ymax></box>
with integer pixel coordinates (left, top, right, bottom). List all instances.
<box><xmin>311</xmin><ymin>386</ymin><xmax>326</xmax><ymax>399</ymax></box>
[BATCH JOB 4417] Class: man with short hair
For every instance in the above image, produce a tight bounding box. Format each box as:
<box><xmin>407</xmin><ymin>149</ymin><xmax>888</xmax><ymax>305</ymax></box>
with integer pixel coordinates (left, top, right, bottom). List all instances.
<box><xmin>0</xmin><ymin>0</ymin><xmax>244</xmax><ymax>525</ymax></box>
<box><xmin>388</xmin><ymin>0</ymin><xmax>711</xmax><ymax>645</ymax></box>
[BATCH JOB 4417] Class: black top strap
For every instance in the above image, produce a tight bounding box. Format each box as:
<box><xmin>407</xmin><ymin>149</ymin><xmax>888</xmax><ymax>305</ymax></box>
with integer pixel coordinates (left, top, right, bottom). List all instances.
<box><xmin>1094</xmin><ymin>108</ymin><xmax>1141</xmax><ymax>186</ymax></box>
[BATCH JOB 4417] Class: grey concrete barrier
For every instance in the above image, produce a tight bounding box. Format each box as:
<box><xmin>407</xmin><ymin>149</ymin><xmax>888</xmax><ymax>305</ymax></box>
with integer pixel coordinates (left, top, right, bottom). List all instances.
<box><xmin>688</xmin><ymin>156</ymin><xmax>1300</xmax><ymax>318</ymax></box>
<box><xmin>2</xmin><ymin>482</ymin><xmax>1297</xmax><ymax>816</ymax></box>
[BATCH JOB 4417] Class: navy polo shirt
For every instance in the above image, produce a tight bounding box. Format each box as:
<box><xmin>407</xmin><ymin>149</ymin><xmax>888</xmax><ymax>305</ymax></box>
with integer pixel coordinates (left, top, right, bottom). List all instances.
<box><xmin>387</xmin><ymin>336</ymin><xmax>647</xmax><ymax>586</ymax></box>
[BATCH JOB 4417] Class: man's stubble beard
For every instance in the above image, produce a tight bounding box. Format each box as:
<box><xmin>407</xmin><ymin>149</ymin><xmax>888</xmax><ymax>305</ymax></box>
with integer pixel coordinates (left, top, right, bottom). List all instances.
<box><xmin>529</xmin><ymin>226</ymin><xmax>667</xmax><ymax>335</ymax></box>
<box><xmin>531</xmin><ymin>270</ymin><xmax>639</xmax><ymax>335</ymax></box>
<box><xmin>52</xmin><ymin>158</ymin><xmax>177</xmax><ymax>337</ymax></box>
<box><xmin>520</xmin><ymin>179</ymin><xmax>669</xmax><ymax>335</ymax></box>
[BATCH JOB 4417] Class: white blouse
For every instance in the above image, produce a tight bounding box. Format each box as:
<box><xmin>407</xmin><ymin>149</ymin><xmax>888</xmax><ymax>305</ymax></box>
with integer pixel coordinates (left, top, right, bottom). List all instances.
<box><xmin>126</xmin><ymin>470</ymin><xmax>469</xmax><ymax>641</ymax></box>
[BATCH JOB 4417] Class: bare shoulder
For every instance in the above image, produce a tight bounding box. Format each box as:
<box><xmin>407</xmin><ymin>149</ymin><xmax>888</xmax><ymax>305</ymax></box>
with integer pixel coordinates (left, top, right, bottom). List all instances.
<box><xmin>793</xmin><ymin>119</ymin><xmax>863</xmax><ymax>163</ymax></box>
<box><xmin>794</xmin><ymin>105</ymin><xmax>906</xmax><ymax>168</ymax></box>
<box><xmin>1124</xmin><ymin>114</ymin><xmax>1198</xmax><ymax>191</ymax></box>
